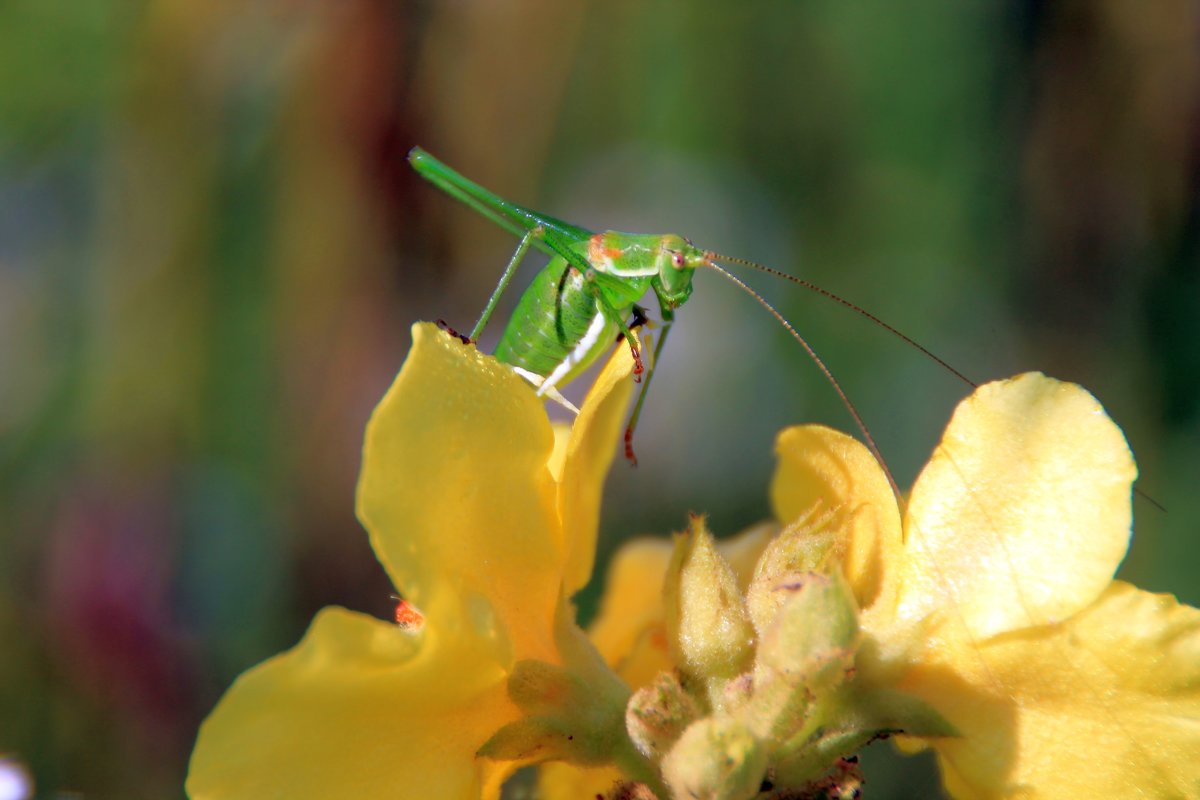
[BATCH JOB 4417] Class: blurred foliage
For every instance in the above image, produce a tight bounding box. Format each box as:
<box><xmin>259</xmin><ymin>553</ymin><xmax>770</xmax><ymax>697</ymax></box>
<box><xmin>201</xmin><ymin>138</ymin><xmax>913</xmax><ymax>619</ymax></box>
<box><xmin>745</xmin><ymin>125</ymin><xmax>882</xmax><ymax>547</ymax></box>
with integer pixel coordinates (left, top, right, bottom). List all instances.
<box><xmin>1</xmin><ymin>1</ymin><xmax>1196</xmax><ymax>798</ymax></box>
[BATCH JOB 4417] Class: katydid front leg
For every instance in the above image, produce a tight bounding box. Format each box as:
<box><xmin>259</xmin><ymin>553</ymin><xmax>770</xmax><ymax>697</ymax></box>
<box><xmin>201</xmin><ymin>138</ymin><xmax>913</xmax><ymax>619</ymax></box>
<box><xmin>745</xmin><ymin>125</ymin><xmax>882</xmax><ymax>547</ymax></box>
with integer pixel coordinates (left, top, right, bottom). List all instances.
<box><xmin>622</xmin><ymin>307</ymin><xmax>673</xmax><ymax>466</ymax></box>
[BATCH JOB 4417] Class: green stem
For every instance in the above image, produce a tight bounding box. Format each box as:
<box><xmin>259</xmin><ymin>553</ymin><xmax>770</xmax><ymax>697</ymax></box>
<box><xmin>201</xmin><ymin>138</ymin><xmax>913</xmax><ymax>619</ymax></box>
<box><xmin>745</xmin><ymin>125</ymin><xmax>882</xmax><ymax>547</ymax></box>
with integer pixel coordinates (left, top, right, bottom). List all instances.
<box><xmin>610</xmin><ymin>734</ymin><xmax>669</xmax><ymax>799</ymax></box>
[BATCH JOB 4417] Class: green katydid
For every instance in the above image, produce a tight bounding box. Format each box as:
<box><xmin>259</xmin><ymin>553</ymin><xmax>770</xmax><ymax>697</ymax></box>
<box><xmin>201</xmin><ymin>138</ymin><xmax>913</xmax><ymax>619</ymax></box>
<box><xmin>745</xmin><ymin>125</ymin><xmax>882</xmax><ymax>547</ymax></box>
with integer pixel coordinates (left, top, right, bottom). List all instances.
<box><xmin>408</xmin><ymin>146</ymin><xmax>974</xmax><ymax>496</ymax></box>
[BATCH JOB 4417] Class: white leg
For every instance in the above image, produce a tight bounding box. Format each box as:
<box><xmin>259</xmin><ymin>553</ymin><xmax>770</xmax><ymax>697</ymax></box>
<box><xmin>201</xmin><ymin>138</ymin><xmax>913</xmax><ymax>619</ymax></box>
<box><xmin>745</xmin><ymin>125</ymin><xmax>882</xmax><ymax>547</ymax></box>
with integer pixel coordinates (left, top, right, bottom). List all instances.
<box><xmin>511</xmin><ymin>367</ymin><xmax>580</xmax><ymax>415</ymax></box>
<box><xmin>537</xmin><ymin>312</ymin><xmax>607</xmax><ymax>397</ymax></box>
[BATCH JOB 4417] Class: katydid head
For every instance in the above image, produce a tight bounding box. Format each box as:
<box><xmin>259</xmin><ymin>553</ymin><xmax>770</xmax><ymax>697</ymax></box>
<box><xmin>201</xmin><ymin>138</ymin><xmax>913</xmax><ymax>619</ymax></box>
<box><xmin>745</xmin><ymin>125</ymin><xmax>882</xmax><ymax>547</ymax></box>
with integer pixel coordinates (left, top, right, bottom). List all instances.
<box><xmin>654</xmin><ymin>236</ymin><xmax>708</xmax><ymax>308</ymax></box>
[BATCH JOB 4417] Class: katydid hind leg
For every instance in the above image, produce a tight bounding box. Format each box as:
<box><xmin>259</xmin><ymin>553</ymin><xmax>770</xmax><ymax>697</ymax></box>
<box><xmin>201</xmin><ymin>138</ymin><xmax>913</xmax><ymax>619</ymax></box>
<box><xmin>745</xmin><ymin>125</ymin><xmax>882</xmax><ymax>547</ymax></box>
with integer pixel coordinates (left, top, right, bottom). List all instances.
<box><xmin>470</xmin><ymin>226</ymin><xmax>543</xmax><ymax>342</ymax></box>
<box><xmin>512</xmin><ymin>366</ymin><xmax>581</xmax><ymax>415</ymax></box>
<box><xmin>532</xmin><ymin>289</ymin><xmax>644</xmax><ymax>409</ymax></box>
<box><xmin>536</xmin><ymin>311</ymin><xmax>610</xmax><ymax>398</ymax></box>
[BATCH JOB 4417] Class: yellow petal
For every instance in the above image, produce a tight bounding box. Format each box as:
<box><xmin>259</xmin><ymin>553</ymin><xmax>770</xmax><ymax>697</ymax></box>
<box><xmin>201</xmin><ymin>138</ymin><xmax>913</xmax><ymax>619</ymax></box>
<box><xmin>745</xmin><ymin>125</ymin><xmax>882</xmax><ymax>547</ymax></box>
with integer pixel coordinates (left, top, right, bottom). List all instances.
<box><xmin>588</xmin><ymin>538</ymin><xmax>674</xmax><ymax>673</ymax></box>
<box><xmin>770</xmin><ymin>425</ymin><xmax>902</xmax><ymax>610</ymax></box>
<box><xmin>902</xmin><ymin>582</ymin><xmax>1200</xmax><ymax>799</ymax></box>
<box><xmin>557</xmin><ymin>343</ymin><xmax>636</xmax><ymax>595</ymax></box>
<box><xmin>892</xmin><ymin>373</ymin><xmax>1136</xmax><ymax>642</ymax></box>
<box><xmin>547</xmin><ymin>423</ymin><xmax>571</xmax><ymax>483</ymax></box>
<box><xmin>538</xmin><ymin>762</ymin><xmax>627</xmax><ymax>800</ymax></box>
<box><xmin>355</xmin><ymin>323</ymin><xmax>563</xmax><ymax>664</ymax></box>
<box><xmin>187</xmin><ymin>607</ymin><xmax>522</xmax><ymax>800</ymax></box>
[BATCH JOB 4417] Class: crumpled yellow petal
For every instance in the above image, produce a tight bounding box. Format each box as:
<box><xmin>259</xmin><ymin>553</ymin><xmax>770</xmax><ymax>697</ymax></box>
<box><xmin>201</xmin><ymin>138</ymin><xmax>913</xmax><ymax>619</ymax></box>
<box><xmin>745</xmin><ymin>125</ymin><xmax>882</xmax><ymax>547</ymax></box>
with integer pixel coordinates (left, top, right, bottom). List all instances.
<box><xmin>770</xmin><ymin>425</ymin><xmax>902</xmax><ymax>610</ymax></box>
<box><xmin>557</xmin><ymin>343</ymin><xmax>636</xmax><ymax>595</ymax></box>
<box><xmin>187</xmin><ymin>607</ymin><xmax>522</xmax><ymax>800</ymax></box>
<box><xmin>889</xmin><ymin>373</ymin><xmax>1136</xmax><ymax>643</ymax></box>
<box><xmin>356</xmin><ymin>323</ymin><xmax>563</xmax><ymax>664</ymax></box>
<box><xmin>900</xmin><ymin>582</ymin><xmax>1200</xmax><ymax>799</ymax></box>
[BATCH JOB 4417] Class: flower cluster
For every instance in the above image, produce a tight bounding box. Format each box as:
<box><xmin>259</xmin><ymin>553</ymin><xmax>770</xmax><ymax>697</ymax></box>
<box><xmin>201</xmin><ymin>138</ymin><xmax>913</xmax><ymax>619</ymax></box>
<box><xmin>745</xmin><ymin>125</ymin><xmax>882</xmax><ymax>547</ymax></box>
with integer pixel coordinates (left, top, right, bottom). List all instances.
<box><xmin>188</xmin><ymin>323</ymin><xmax>1200</xmax><ymax>799</ymax></box>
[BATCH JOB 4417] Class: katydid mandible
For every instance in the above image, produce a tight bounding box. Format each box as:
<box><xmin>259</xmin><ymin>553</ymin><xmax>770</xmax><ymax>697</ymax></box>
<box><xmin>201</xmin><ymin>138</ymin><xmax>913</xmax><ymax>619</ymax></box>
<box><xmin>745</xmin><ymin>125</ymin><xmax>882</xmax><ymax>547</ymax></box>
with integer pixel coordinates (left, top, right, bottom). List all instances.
<box><xmin>408</xmin><ymin>147</ymin><xmax>974</xmax><ymax>495</ymax></box>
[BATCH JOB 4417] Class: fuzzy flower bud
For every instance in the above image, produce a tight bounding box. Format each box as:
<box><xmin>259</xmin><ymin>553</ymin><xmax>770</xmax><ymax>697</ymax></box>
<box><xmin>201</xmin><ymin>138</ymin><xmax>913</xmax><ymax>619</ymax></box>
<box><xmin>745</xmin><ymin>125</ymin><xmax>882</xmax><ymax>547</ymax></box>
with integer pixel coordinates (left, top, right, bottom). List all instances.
<box><xmin>660</xmin><ymin>717</ymin><xmax>767</xmax><ymax>800</ymax></box>
<box><xmin>626</xmin><ymin>671</ymin><xmax>699</xmax><ymax>760</ymax></box>
<box><xmin>663</xmin><ymin>516</ymin><xmax>755</xmax><ymax>696</ymax></box>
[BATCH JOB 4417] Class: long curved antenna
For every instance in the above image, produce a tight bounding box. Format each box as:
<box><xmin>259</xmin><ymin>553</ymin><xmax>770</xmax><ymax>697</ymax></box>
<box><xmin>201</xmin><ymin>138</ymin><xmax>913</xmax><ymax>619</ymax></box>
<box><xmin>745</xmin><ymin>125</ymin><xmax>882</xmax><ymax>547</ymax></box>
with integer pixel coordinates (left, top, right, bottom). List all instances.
<box><xmin>708</xmin><ymin>251</ymin><xmax>977</xmax><ymax>389</ymax></box>
<box><xmin>709</xmin><ymin>252</ymin><xmax>1168</xmax><ymax>513</ymax></box>
<box><xmin>705</xmin><ymin>260</ymin><xmax>903</xmax><ymax>504</ymax></box>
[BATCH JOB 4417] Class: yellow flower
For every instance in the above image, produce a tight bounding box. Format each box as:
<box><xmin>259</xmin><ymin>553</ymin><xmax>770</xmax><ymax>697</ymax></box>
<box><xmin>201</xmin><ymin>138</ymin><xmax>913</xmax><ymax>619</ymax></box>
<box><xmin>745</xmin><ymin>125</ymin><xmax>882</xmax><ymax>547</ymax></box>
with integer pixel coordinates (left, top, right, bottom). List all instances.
<box><xmin>549</xmin><ymin>372</ymin><xmax>1200</xmax><ymax>799</ymax></box>
<box><xmin>187</xmin><ymin>322</ymin><xmax>640</xmax><ymax>800</ymax></box>
<box><xmin>771</xmin><ymin>372</ymin><xmax>1200</xmax><ymax>799</ymax></box>
<box><xmin>189</xmin><ymin>327</ymin><xmax>1198</xmax><ymax>800</ymax></box>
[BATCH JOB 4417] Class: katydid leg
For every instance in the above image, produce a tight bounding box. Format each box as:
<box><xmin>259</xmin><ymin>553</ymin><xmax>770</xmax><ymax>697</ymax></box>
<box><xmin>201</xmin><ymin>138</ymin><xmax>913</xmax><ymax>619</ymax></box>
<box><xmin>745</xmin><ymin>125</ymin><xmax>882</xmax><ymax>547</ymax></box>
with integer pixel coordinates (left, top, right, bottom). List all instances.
<box><xmin>533</xmin><ymin>292</ymin><xmax>645</xmax><ymax>402</ymax></box>
<box><xmin>596</xmin><ymin>291</ymin><xmax>645</xmax><ymax>382</ymax></box>
<box><xmin>435</xmin><ymin>318</ymin><xmax>472</xmax><ymax>344</ymax></box>
<box><xmin>623</xmin><ymin>314</ymin><xmax>673</xmax><ymax>465</ymax></box>
<box><xmin>540</xmin><ymin>232</ymin><xmax>647</xmax><ymax>381</ymax></box>
<box><xmin>470</xmin><ymin>226</ymin><xmax>543</xmax><ymax>341</ymax></box>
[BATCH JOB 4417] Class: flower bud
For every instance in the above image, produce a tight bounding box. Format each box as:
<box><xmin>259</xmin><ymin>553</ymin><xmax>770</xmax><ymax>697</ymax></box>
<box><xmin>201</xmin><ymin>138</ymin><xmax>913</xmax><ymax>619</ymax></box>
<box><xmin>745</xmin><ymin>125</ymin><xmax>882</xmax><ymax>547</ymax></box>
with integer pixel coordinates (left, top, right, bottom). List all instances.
<box><xmin>743</xmin><ymin>571</ymin><xmax>859</xmax><ymax>741</ymax></box>
<box><xmin>625</xmin><ymin>671</ymin><xmax>699</xmax><ymax>759</ymax></box>
<box><xmin>755</xmin><ymin>571</ymin><xmax>858</xmax><ymax>684</ymax></box>
<box><xmin>746</xmin><ymin>517</ymin><xmax>840</xmax><ymax>637</ymax></box>
<box><xmin>663</xmin><ymin>517</ymin><xmax>755</xmax><ymax>692</ymax></box>
<box><xmin>660</xmin><ymin>717</ymin><xmax>766</xmax><ymax>800</ymax></box>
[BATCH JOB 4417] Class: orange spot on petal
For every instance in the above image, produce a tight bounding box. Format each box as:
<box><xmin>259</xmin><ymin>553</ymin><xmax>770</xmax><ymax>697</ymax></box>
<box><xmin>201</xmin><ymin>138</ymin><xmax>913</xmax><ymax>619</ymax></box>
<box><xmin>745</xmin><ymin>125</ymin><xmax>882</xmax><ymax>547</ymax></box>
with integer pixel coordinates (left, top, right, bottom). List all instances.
<box><xmin>393</xmin><ymin>598</ymin><xmax>425</xmax><ymax>631</ymax></box>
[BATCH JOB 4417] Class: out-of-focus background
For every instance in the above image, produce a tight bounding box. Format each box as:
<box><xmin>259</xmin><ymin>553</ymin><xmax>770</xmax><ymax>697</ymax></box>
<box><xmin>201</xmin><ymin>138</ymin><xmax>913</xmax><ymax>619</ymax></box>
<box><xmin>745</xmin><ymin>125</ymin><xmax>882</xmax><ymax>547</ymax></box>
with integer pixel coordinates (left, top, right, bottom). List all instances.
<box><xmin>2</xmin><ymin>2</ymin><xmax>1196</xmax><ymax>797</ymax></box>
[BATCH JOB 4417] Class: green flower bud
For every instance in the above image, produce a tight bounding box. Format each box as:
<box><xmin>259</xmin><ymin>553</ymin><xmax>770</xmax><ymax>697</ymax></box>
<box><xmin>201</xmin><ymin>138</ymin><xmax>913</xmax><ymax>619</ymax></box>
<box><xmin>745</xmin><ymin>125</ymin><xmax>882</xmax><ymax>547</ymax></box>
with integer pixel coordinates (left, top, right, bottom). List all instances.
<box><xmin>661</xmin><ymin>717</ymin><xmax>766</xmax><ymax>800</ymax></box>
<box><xmin>755</xmin><ymin>571</ymin><xmax>858</xmax><ymax>683</ymax></box>
<box><xmin>743</xmin><ymin>571</ymin><xmax>859</xmax><ymax>742</ymax></box>
<box><xmin>746</xmin><ymin>517</ymin><xmax>842</xmax><ymax>637</ymax></box>
<box><xmin>663</xmin><ymin>516</ymin><xmax>755</xmax><ymax>694</ymax></box>
<box><xmin>625</xmin><ymin>671</ymin><xmax>699</xmax><ymax>759</ymax></box>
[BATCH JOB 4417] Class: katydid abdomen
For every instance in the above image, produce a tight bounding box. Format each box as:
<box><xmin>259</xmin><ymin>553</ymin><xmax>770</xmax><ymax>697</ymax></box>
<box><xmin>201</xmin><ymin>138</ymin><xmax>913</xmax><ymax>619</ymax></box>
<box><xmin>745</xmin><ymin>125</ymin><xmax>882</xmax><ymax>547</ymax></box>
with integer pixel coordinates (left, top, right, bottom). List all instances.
<box><xmin>493</xmin><ymin>253</ymin><xmax>653</xmax><ymax>390</ymax></box>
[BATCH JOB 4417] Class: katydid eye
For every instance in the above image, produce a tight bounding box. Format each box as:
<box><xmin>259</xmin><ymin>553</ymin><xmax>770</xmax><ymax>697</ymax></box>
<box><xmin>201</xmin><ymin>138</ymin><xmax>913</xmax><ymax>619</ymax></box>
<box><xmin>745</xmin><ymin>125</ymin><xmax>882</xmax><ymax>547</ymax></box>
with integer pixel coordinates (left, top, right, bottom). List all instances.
<box><xmin>672</xmin><ymin>251</ymin><xmax>685</xmax><ymax>269</ymax></box>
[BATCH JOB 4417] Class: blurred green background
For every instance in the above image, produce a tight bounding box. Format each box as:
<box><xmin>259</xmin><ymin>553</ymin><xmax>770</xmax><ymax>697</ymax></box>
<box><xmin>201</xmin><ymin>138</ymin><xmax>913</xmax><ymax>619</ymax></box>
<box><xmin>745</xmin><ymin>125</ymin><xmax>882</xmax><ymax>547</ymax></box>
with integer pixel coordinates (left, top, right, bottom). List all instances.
<box><xmin>2</xmin><ymin>1</ymin><xmax>1196</xmax><ymax>797</ymax></box>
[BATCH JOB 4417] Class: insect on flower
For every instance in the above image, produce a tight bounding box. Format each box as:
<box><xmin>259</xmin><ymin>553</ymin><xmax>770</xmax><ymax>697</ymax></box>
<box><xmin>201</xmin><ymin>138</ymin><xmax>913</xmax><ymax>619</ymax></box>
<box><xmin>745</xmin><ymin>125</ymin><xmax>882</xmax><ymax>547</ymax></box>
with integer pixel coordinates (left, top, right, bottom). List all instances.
<box><xmin>406</xmin><ymin>150</ymin><xmax>1190</xmax><ymax>799</ymax></box>
<box><xmin>408</xmin><ymin>147</ymin><xmax>974</xmax><ymax>491</ymax></box>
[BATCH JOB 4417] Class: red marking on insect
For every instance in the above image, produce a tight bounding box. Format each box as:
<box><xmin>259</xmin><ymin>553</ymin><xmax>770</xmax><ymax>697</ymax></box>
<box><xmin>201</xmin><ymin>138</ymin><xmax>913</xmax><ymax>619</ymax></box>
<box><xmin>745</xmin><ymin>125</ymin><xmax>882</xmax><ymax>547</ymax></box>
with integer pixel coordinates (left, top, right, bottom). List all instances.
<box><xmin>391</xmin><ymin>595</ymin><xmax>425</xmax><ymax>631</ymax></box>
<box><xmin>588</xmin><ymin>234</ymin><xmax>625</xmax><ymax>266</ymax></box>
<box><xmin>587</xmin><ymin>235</ymin><xmax>606</xmax><ymax>265</ymax></box>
